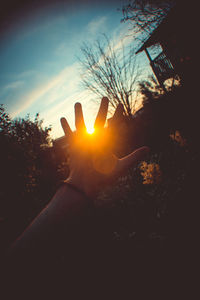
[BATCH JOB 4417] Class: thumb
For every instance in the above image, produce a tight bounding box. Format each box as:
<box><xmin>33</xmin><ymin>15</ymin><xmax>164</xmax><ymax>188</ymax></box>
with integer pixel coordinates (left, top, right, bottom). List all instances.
<box><xmin>115</xmin><ymin>146</ymin><xmax>150</xmax><ymax>176</ymax></box>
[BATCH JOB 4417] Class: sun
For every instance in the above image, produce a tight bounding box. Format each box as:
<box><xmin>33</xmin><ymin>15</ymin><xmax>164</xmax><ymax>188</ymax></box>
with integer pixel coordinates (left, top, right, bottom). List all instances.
<box><xmin>86</xmin><ymin>127</ymin><xmax>95</xmax><ymax>135</ymax></box>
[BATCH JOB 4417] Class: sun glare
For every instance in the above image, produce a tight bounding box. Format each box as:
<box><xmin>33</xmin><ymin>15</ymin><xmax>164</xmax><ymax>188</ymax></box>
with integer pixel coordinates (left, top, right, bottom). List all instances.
<box><xmin>87</xmin><ymin>127</ymin><xmax>95</xmax><ymax>135</ymax></box>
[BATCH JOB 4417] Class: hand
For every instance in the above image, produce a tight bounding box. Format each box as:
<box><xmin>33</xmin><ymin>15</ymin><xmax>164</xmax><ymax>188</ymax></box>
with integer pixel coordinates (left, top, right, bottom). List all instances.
<box><xmin>60</xmin><ymin>97</ymin><xmax>149</xmax><ymax>197</ymax></box>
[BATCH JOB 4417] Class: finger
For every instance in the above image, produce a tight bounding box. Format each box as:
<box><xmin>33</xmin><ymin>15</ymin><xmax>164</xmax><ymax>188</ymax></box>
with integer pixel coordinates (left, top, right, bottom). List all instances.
<box><xmin>60</xmin><ymin>117</ymin><xmax>73</xmax><ymax>138</ymax></box>
<box><xmin>112</xmin><ymin>103</ymin><xmax>124</xmax><ymax>123</ymax></box>
<box><xmin>75</xmin><ymin>102</ymin><xmax>86</xmax><ymax>131</ymax></box>
<box><xmin>115</xmin><ymin>146</ymin><xmax>150</xmax><ymax>175</ymax></box>
<box><xmin>94</xmin><ymin>97</ymin><xmax>109</xmax><ymax>129</ymax></box>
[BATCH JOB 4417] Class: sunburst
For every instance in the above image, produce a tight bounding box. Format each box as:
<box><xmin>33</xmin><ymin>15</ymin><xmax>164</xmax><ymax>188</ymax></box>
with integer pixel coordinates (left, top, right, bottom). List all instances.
<box><xmin>86</xmin><ymin>127</ymin><xmax>95</xmax><ymax>134</ymax></box>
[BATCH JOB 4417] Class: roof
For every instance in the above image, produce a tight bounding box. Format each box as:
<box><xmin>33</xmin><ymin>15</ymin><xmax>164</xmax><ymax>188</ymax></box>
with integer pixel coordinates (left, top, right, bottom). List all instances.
<box><xmin>135</xmin><ymin>4</ymin><xmax>183</xmax><ymax>54</ymax></box>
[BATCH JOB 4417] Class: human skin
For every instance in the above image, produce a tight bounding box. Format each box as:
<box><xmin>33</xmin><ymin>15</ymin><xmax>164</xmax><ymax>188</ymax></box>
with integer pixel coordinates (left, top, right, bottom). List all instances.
<box><xmin>61</xmin><ymin>97</ymin><xmax>150</xmax><ymax>197</ymax></box>
<box><xmin>11</xmin><ymin>97</ymin><xmax>149</xmax><ymax>253</ymax></box>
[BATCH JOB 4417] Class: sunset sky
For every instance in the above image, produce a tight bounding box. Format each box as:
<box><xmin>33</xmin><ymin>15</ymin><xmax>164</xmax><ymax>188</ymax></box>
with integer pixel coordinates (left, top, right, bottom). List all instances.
<box><xmin>0</xmin><ymin>0</ymin><xmax>152</xmax><ymax>138</ymax></box>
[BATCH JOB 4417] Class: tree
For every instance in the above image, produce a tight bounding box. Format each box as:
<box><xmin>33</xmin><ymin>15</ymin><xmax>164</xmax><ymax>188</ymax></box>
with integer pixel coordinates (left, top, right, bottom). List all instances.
<box><xmin>80</xmin><ymin>35</ymin><xmax>141</xmax><ymax>117</ymax></box>
<box><xmin>138</xmin><ymin>74</ymin><xmax>181</xmax><ymax>107</ymax></box>
<box><xmin>0</xmin><ymin>107</ymin><xmax>65</xmax><ymax>250</ymax></box>
<box><xmin>0</xmin><ymin>104</ymin><xmax>11</xmax><ymax>135</ymax></box>
<box><xmin>0</xmin><ymin>108</ymin><xmax>52</xmax><ymax>225</ymax></box>
<box><xmin>121</xmin><ymin>0</ymin><xmax>174</xmax><ymax>38</ymax></box>
<box><xmin>0</xmin><ymin>106</ymin><xmax>71</xmax><ymax>249</ymax></box>
<box><xmin>10</xmin><ymin>113</ymin><xmax>51</xmax><ymax>157</ymax></box>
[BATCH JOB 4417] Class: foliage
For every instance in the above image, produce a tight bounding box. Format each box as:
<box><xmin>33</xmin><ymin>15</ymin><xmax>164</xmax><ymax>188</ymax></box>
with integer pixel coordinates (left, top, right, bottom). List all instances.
<box><xmin>0</xmin><ymin>106</ymin><xmax>69</xmax><ymax>247</ymax></box>
<box><xmin>169</xmin><ymin>130</ymin><xmax>187</xmax><ymax>147</ymax></box>
<box><xmin>10</xmin><ymin>113</ymin><xmax>51</xmax><ymax>148</ymax></box>
<box><xmin>1</xmin><ymin>72</ymin><xmax>199</xmax><ymax>254</ymax></box>
<box><xmin>121</xmin><ymin>0</ymin><xmax>174</xmax><ymax>37</ymax></box>
<box><xmin>140</xmin><ymin>161</ymin><xmax>162</xmax><ymax>184</ymax></box>
<box><xmin>138</xmin><ymin>75</ymin><xmax>165</xmax><ymax>105</ymax></box>
<box><xmin>0</xmin><ymin>104</ymin><xmax>11</xmax><ymax>134</ymax></box>
<box><xmin>96</xmin><ymin>74</ymin><xmax>199</xmax><ymax>247</ymax></box>
<box><xmin>80</xmin><ymin>35</ymin><xmax>141</xmax><ymax>116</ymax></box>
<box><xmin>138</xmin><ymin>75</ymin><xmax>181</xmax><ymax>106</ymax></box>
<box><xmin>97</xmin><ymin>127</ymin><xmax>196</xmax><ymax>245</ymax></box>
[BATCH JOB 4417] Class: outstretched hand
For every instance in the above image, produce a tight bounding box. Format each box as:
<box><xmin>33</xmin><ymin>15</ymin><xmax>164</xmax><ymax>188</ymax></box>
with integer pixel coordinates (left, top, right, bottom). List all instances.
<box><xmin>61</xmin><ymin>97</ymin><xmax>149</xmax><ymax>197</ymax></box>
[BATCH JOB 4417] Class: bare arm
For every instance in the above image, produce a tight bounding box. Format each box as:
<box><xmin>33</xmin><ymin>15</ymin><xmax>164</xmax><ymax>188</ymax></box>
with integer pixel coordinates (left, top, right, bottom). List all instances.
<box><xmin>11</xmin><ymin>184</ymin><xmax>91</xmax><ymax>253</ymax></box>
<box><xmin>10</xmin><ymin>97</ymin><xmax>149</xmax><ymax>256</ymax></box>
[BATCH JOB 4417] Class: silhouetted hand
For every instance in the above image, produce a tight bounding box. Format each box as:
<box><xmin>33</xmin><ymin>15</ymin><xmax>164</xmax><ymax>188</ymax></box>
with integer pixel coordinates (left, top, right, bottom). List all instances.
<box><xmin>61</xmin><ymin>97</ymin><xmax>149</xmax><ymax>197</ymax></box>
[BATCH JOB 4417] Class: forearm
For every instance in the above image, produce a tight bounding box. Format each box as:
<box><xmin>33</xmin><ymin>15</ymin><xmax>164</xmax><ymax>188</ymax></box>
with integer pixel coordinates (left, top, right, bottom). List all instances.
<box><xmin>11</xmin><ymin>184</ymin><xmax>92</xmax><ymax>254</ymax></box>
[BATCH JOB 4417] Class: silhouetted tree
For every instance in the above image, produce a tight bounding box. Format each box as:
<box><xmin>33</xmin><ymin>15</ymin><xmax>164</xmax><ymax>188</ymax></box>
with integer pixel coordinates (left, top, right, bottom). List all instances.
<box><xmin>80</xmin><ymin>35</ymin><xmax>141</xmax><ymax>117</ymax></box>
<box><xmin>138</xmin><ymin>73</ymin><xmax>181</xmax><ymax>105</ymax></box>
<box><xmin>0</xmin><ymin>104</ymin><xmax>11</xmax><ymax>135</ymax></box>
<box><xmin>121</xmin><ymin>0</ymin><xmax>174</xmax><ymax>38</ymax></box>
<box><xmin>0</xmin><ymin>107</ymin><xmax>56</xmax><ymax>246</ymax></box>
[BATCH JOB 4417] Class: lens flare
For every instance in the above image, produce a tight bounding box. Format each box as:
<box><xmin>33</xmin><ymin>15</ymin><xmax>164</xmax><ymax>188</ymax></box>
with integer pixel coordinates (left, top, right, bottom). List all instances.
<box><xmin>87</xmin><ymin>127</ymin><xmax>95</xmax><ymax>134</ymax></box>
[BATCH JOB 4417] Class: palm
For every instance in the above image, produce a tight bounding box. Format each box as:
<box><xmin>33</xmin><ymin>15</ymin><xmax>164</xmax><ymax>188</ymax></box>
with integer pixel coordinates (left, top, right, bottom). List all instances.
<box><xmin>60</xmin><ymin>97</ymin><xmax>149</xmax><ymax>196</ymax></box>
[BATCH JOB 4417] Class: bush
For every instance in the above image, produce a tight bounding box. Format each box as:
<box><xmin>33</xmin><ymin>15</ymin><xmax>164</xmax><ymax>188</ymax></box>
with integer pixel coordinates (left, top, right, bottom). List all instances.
<box><xmin>0</xmin><ymin>107</ymin><xmax>69</xmax><ymax>248</ymax></box>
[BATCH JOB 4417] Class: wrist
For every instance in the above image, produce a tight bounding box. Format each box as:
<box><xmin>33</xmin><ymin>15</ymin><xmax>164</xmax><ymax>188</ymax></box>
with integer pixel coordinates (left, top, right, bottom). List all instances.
<box><xmin>64</xmin><ymin>177</ymin><xmax>96</xmax><ymax>199</ymax></box>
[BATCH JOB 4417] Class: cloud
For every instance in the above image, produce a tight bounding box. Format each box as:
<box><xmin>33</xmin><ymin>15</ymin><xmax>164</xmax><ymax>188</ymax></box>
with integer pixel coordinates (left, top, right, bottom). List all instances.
<box><xmin>16</xmin><ymin>70</ymin><xmax>37</xmax><ymax>79</ymax></box>
<box><xmin>4</xmin><ymin>80</ymin><xmax>24</xmax><ymax>90</ymax></box>
<box><xmin>54</xmin><ymin>15</ymin><xmax>107</xmax><ymax>58</ymax></box>
<box><xmin>40</xmin><ymin>87</ymin><xmax>99</xmax><ymax>139</ymax></box>
<box><xmin>110</xmin><ymin>23</ymin><xmax>135</xmax><ymax>50</ymax></box>
<box><xmin>55</xmin><ymin>42</ymin><xmax>68</xmax><ymax>57</ymax></box>
<box><xmin>0</xmin><ymin>80</ymin><xmax>24</xmax><ymax>98</ymax></box>
<box><xmin>86</xmin><ymin>16</ymin><xmax>107</xmax><ymax>35</ymax></box>
<box><xmin>11</xmin><ymin>62</ymin><xmax>79</xmax><ymax>117</ymax></box>
<box><xmin>7</xmin><ymin>9</ymin><xmax>141</xmax><ymax>138</ymax></box>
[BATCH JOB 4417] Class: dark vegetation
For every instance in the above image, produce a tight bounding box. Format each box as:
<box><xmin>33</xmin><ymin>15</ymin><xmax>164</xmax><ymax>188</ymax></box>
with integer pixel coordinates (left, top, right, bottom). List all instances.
<box><xmin>0</xmin><ymin>1</ymin><xmax>199</xmax><ymax>294</ymax></box>
<box><xmin>1</xmin><ymin>77</ymin><xmax>198</xmax><ymax>258</ymax></box>
<box><xmin>98</xmin><ymin>78</ymin><xmax>199</xmax><ymax>246</ymax></box>
<box><xmin>0</xmin><ymin>108</ymin><xmax>69</xmax><ymax>252</ymax></box>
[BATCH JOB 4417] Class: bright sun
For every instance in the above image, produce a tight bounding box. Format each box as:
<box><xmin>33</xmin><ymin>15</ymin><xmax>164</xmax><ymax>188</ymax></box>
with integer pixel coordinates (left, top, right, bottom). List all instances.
<box><xmin>87</xmin><ymin>127</ymin><xmax>95</xmax><ymax>135</ymax></box>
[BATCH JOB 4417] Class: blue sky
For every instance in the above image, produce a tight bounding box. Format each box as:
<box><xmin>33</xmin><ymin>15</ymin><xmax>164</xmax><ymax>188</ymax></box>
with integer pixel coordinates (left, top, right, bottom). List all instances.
<box><xmin>0</xmin><ymin>0</ymin><xmax>151</xmax><ymax>138</ymax></box>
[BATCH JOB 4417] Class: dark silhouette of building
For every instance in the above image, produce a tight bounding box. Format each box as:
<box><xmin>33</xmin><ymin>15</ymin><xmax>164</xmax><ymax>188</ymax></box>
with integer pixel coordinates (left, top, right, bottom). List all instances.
<box><xmin>136</xmin><ymin>3</ymin><xmax>197</xmax><ymax>86</ymax></box>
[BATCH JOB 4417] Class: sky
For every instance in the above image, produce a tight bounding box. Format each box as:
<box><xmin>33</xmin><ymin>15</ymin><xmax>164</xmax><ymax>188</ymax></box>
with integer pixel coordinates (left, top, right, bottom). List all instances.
<box><xmin>0</xmin><ymin>0</ymin><xmax>152</xmax><ymax>139</ymax></box>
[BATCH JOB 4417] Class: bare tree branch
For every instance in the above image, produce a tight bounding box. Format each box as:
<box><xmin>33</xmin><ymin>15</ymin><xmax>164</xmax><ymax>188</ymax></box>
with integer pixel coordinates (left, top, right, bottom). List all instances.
<box><xmin>79</xmin><ymin>35</ymin><xmax>141</xmax><ymax>117</ymax></box>
<box><xmin>121</xmin><ymin>0</ymin><xmax>174</xmax><ymax>40</ymax></box>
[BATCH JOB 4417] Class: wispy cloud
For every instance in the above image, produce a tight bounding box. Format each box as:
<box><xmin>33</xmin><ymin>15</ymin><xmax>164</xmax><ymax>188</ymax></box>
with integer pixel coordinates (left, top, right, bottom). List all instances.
<box><xmin>6</xmin><ymin>11</ymin><xmax>142</xmax><ymax>139</ymax></box>
<box><xmin>40</xmin><ymin>23</ymin><xmax>140</xmax><ymax>138</ymax></box>
<box><xmin>16</xmin><ymin>70</ymin><xmax>37</xmax><ymax>79</ymax></box>
<box><xmin>41</xmin><ymin>88</ymin><xmax>98</xmax><ymax>138</ymax></box>
<box><xmin>86</xmin><ymin>16</ymin><xmax>107</xmax><ymax>35</ymax></box>
<box><xmin>11</xmin><ymin>62</ymin><xmax>79</xmax><ymax>118</ymax></box>
<box><xmin>4</xmin><ymin>80</ymin><xmax>24</xmax><ymax>91</ymax></box>
<box><xmin>55</xmin><ymin>15</ymin><xmax>107</xmax><ymax>58</ymax></box>
<box><xmin>0</xmin><ymin>80</ymin><xmax>25</xmax><ymax>98</ymax></box>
